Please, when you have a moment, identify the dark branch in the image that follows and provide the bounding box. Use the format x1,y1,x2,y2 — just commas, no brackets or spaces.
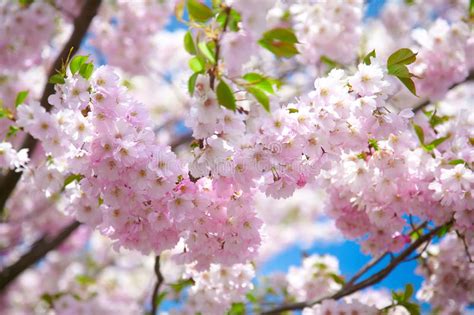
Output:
262,221,451,314
150,256,164,315
0,0,102,216
0,221,81,292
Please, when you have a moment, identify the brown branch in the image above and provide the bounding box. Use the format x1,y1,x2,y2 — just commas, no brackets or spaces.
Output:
0,220,81,292
0,0,102,216
150,256,164,315
209,5,231,89
261,221,451,314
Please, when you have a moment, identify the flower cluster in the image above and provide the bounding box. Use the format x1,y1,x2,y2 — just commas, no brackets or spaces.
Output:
416,233,474,314
18,65,262,270
302,299,379,315
91,0,173,74
0,142,28,171
0,0,57,70
172,263,255,315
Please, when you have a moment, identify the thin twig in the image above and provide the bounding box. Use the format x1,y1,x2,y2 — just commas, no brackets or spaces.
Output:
209,5,231,89
0,0,102,216
261,221,451,314
150,256,164,315
455,231,473,263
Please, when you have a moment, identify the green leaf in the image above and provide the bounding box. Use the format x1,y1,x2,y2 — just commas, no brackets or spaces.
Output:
404,284,414,300
170,278,195,294
198,41,216,64
258,27,299,58
448,159,465,165
188,73,199,96
436,222,452,237
227,302,245,315
79,63,94,80
399,301,421,315
288,108,298,113
189,56,205,73
242,72,274,94
368,138,379,151
363,49,376,65
6,125,20,138
184,31,196,55
187,0,213,23
69,55,89,75
413,124,425,145
19,0,34,6
75,274,95,286
49,74,65,85
246,292,258,303
470,0,474,18
320,55,341,71
64,174,84,187
154,291,168,310
15,90,29,107
424,135,450,151
216,80,236,111
388,64,411,78
398,77,417,96
387,48,417,67
247,87,270,112
328,273,345,285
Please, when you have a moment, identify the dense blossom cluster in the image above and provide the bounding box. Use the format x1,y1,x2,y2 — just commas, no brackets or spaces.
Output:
416,233,474,313
173,263,255,315
91,0,174,74
17,66,262,270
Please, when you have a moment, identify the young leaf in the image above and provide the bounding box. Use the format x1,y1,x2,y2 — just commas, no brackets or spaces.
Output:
170,278,195,294
228,302,245,315
154,291,168,309
363,49,376,65
184,31,196,55
258,27,299,58
448,159,465,165
387,48,417,66
6,126,20,138
79,62,94,80
187,0,213,23
242,73,274,94
413,124,425,145
69,55,89,75
49,74,65,84
247,87,270,112
426,135,450,150
404,284,414,301
188,72,199,96
189,56,205,73
216,80,236,111
64,174,84,187
15,90,29,107
198,41,216,64
387,64,411,78
398,77,417,96
320,55,340,71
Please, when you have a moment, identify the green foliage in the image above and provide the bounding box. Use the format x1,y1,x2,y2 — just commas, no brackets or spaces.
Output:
368,138,379,151
448,159,465,166
15,90,29,107
187,0,214,23
154,291,168,310
198,41,216,64
363,49,376,65
258,27,299,58
386,48,418,96
413,124,449,152
79,62,94,80
49,73,66,84
470,0,474,18
63,174,85,188
216,80,236,111
19,0,34,5
242,72,278,112
184,31,196,55
70,55,89,75
216,8,241,32
6,126,20,138
189,56,205,73
288,108,298,113
170,278,195,294
247,87,270,112
75,274,95,286
390,284,421,315
328,273,345,285
227,302,245,315
188,72,200,96
423,110,450,128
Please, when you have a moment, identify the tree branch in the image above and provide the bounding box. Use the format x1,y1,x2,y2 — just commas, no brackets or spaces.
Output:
262,221,451,314
150,256,164,315
0,0,102,216
0,220,81,292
